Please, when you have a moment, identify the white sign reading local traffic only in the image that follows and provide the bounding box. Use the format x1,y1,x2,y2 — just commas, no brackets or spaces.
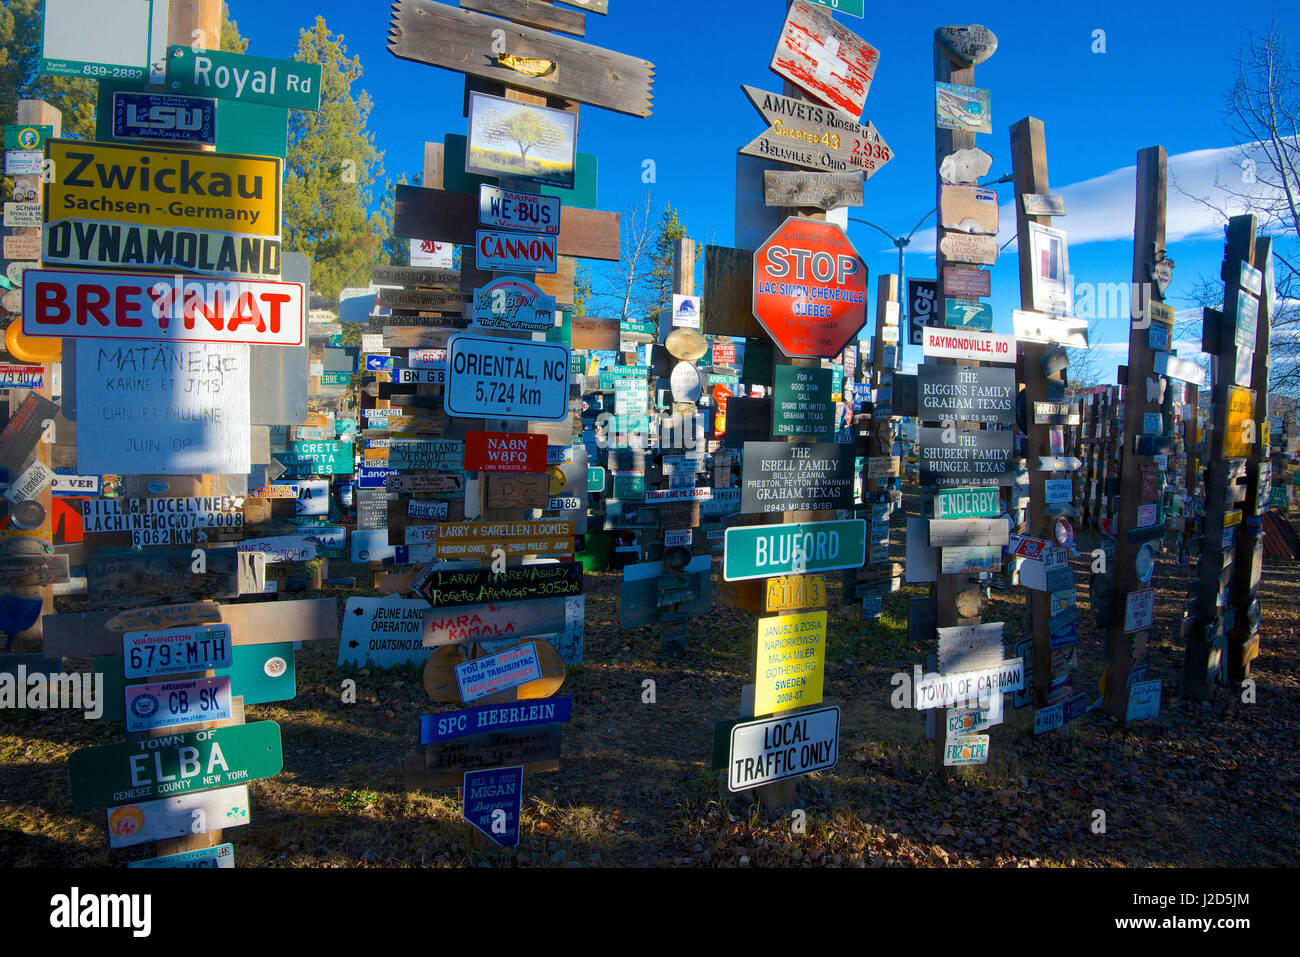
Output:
444,334,571,422
728,705,840,792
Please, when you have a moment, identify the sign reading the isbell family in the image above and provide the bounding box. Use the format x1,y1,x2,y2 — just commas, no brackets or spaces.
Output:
740,442,854,514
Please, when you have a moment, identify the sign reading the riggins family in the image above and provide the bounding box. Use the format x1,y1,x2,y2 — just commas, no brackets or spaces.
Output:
23,270,305,345
753,217,867,359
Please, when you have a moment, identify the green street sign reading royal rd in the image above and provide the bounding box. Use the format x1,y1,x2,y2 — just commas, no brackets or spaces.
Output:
723,520,866,582
165,47,322,112
67,721,283,810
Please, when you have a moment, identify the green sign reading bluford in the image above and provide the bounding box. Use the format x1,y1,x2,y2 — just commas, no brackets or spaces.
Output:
166,46,322,111
723,519,866,582
67,721,283,810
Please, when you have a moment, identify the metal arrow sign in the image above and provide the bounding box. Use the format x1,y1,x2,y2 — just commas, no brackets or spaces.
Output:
738,85,892,179
1037,456,1082,471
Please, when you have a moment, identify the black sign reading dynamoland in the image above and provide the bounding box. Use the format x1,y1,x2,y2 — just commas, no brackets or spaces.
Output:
413,561,583,608
918,365,1016,425
918,426,1017,487
741,442,855,514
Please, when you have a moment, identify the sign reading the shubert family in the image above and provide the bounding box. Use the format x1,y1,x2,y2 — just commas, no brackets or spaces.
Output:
43,140,282,276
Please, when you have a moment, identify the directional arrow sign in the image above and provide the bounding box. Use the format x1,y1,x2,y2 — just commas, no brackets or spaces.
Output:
1037,456,1082,471
738,85,892,179
1152,351,1207,386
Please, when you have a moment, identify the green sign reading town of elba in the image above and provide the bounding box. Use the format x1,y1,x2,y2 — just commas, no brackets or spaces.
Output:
723,520,866,582
67,721,283,810
934,487,1001,520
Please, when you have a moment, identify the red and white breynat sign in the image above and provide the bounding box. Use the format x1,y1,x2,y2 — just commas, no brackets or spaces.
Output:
23,269,305,346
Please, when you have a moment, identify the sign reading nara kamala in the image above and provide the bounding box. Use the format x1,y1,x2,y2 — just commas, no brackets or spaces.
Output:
23,270,305,346
43,140,282,277
445,334,571,422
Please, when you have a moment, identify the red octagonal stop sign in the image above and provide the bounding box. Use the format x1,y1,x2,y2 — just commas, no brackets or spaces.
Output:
753,217,869,359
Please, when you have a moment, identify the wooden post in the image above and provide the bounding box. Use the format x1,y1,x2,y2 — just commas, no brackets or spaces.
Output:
5,99,60,655
1009,117,1059,710
929,36,985,775
1183,215,1258,700
1228,234,1272,684
1100,148,1168,718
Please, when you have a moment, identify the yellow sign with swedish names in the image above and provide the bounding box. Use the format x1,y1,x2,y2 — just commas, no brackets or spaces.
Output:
1223,386,1256,459
754,610,826,716
43,140,282,276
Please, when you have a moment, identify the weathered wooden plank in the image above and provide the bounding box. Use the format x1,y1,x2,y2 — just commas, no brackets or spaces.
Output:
572,315,619,351
460,0,586,36
388,0,652,118
0,553,69,587
485,473,550,509
86,548,243,610
371,264,460,289
377,287,469,310
770,1,878,118
702,245,762,339
43,598,339,658
763,170,864,210
394,185,620,261
928,518,1010,548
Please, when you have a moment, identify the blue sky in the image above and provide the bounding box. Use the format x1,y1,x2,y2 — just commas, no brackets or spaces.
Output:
228,0,1300,380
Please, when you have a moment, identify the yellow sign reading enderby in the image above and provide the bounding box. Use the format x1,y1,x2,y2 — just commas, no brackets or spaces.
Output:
43,140,282,276
1223,386,1256,459
754,610,826,715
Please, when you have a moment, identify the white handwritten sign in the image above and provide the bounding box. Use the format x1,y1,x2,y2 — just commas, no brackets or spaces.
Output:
76,339,251,475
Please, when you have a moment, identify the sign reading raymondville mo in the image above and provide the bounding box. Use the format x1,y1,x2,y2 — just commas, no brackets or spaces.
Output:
67,721,283,810
43,140,282,276
723,520,866,581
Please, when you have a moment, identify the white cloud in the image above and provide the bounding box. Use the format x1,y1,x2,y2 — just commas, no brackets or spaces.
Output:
893,140,1295,257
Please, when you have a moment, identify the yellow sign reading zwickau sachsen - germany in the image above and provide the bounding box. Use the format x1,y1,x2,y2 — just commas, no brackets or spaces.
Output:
43,139,282,277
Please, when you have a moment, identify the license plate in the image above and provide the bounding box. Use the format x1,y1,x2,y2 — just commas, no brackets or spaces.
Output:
123,625,233,679
125,677,232,732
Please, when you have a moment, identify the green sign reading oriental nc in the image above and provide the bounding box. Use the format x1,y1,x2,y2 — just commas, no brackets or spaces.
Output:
67,721,283,810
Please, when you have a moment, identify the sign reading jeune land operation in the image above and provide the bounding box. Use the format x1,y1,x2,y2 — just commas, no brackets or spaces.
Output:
43,140,282,276
740,442,855,514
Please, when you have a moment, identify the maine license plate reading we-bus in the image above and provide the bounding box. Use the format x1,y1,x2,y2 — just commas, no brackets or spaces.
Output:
123,624,233,679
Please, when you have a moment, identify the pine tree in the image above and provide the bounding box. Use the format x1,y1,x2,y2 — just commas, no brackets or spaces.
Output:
219,2,248,54
283,17,385,300
642,206,688,326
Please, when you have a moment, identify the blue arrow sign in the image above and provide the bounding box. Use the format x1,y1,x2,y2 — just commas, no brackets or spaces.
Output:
462,766,523,849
